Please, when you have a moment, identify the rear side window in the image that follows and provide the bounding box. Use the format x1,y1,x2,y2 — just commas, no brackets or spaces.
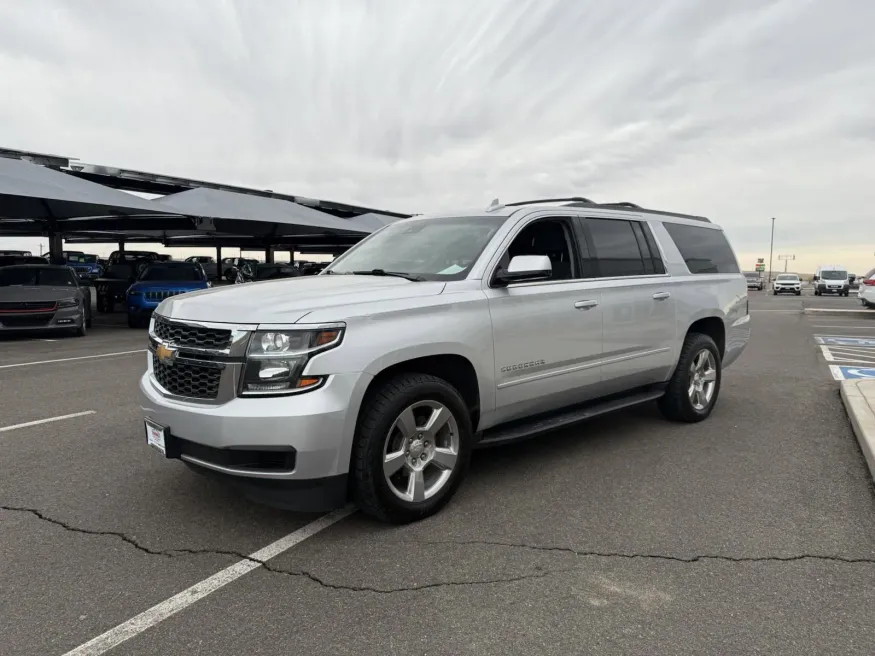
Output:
583,218,664,277
663,223,740,275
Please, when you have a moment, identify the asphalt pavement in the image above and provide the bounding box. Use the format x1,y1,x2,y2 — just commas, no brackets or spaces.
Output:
2,294,875,656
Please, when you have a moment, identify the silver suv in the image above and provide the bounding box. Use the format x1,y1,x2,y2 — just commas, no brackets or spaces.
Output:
140,197,750,523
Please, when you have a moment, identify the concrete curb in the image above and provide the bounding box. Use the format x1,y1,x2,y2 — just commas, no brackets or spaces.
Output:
840,379,875,481
803,307,875,318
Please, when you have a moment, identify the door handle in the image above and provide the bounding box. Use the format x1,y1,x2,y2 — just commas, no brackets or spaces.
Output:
574,300,599,310
652,292,671,300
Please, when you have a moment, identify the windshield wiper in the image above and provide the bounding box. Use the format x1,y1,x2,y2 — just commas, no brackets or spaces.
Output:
350,269,425,282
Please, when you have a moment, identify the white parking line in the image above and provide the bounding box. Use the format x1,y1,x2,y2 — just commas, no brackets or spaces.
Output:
0,349,146,370
0,410,96,433
63,506,355,656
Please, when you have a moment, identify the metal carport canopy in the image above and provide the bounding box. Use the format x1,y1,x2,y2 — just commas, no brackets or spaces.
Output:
0,156,184,222
151,187,373,237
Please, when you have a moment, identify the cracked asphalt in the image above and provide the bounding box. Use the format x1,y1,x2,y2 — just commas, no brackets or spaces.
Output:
2,294,875,656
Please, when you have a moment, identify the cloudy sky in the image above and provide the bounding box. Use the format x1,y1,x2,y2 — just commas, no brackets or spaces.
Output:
0,0,873,272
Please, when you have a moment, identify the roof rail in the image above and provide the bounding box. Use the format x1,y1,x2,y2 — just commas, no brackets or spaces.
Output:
504,196,593,207
600,201,641,209
505,196,711,223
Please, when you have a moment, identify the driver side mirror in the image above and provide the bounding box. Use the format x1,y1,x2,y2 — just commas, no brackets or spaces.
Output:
494,255,552,286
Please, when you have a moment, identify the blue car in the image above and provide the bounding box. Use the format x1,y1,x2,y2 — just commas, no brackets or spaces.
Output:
126,261,210,328
66,254,104,281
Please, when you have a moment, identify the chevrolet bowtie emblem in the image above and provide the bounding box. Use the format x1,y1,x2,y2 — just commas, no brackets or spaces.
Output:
156,343,178,365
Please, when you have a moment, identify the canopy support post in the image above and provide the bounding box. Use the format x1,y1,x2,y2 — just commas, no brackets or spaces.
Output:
265,245,274,264
48,228,64,264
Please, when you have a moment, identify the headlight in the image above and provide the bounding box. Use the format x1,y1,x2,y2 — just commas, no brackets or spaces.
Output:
240,326,344,396
57,298,79,308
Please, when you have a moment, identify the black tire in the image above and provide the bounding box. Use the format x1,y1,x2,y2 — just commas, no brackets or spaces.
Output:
74,319,87,337
773,290,778,295
795,291,801,296
127,313,141,329
658,332,722,423
85,309,93,328
351,373,473,524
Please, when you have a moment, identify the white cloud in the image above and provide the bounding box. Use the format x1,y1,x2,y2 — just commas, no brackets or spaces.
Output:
0,0,873,271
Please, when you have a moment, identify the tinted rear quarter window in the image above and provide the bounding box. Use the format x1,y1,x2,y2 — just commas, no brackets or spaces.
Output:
584,218,646,277
582,218,666,277
663,222,740,274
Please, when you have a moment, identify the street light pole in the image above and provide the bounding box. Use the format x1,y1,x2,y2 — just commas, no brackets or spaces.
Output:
768,217,775,284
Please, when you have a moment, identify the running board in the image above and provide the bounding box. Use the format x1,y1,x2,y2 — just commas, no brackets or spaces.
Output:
475,386,665,448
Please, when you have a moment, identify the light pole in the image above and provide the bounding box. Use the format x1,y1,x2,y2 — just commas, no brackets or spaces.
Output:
768,217,775,284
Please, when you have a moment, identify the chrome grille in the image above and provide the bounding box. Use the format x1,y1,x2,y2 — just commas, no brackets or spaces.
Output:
146,290,186,301
152,355,222,399
153,316,232,349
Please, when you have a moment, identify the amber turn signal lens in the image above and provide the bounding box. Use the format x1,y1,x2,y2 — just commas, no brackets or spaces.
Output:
314,330,340,346
295,377,321,389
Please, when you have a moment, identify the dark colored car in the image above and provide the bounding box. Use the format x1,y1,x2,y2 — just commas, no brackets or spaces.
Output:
126,262,211,328
221,257,259,281
95,254,160,313
0,265,92,336
234,262,301,283
0,255,51,267
184,256,218,279
299,261,330,276
0,250,33,257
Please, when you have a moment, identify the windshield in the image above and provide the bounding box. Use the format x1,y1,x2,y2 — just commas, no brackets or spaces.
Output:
138,265,204,282
776,274,798,281
327,216,507,281
821,270,847,280
67,254,98,263
0,267,76,287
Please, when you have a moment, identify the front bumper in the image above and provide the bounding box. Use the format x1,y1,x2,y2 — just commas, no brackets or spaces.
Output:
139,368,372,508
0,306,84,331
773,286,801,293
128,298,160,315
817,284,848,294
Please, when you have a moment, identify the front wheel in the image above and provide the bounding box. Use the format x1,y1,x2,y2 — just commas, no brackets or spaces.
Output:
658,333,721,423
351,373,473,524
795,291,801,296
773,290,778,295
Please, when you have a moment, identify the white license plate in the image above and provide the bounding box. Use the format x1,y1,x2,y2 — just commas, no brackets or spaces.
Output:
145,419,166,454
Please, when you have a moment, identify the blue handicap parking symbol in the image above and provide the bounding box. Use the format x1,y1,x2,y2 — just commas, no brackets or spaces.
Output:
816,336,875,347
837,366,875,379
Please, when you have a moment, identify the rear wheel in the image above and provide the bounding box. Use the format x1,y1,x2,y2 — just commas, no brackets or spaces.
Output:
352,373,473,523
658,332,721,423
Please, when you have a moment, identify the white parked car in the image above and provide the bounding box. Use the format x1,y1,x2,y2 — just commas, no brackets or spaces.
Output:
858,267,875,309
772,273,802,295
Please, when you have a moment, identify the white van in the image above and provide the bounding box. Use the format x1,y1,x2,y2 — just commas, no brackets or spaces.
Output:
813,265,850,296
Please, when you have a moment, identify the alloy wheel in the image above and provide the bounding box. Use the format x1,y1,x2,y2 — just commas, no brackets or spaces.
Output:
382,400,460,503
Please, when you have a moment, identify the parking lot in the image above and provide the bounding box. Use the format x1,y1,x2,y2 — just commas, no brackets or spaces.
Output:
2,291,875,656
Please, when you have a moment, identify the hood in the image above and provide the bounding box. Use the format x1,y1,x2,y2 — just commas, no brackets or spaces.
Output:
130,280,209,292
158,274,446,324
0,286,82,302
